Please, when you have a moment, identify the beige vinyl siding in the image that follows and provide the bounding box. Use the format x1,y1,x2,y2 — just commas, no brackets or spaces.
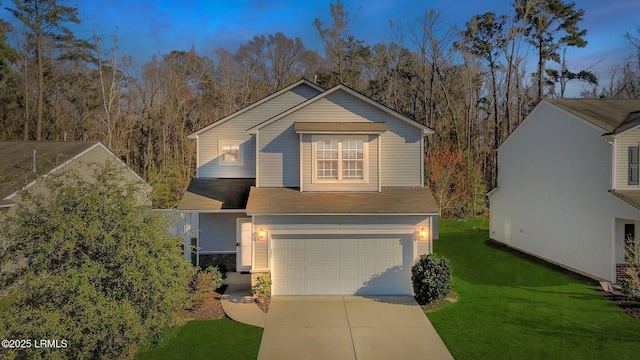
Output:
490,102,640,282
380,119,422,187
197,84,319,178
257,90,422,188
614,127,640,190
416,216,433,256
199,213,250,253
253,230,269,269
301,134,379,191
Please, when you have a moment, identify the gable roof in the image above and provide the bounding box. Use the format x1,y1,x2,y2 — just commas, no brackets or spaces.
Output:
546,99,640,134
187,78,325,138
246,84,434,136
0,141,145,207
178,178,255,211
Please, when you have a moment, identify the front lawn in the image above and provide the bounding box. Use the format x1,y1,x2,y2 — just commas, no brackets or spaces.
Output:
429,219,640,360
135,319,262,360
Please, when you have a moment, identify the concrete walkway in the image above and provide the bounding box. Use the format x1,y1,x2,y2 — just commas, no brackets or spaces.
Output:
257,296,453,360
220,272,266,328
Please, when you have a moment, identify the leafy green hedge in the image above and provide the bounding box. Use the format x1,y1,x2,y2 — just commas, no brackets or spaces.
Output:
411,253,452,304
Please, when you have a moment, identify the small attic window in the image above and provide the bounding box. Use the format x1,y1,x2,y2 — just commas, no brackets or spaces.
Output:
220,141,243,165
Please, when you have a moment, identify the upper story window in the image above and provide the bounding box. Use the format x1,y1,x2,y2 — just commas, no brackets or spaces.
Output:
220,141,243,165
314,137,367,182
630,146,639,185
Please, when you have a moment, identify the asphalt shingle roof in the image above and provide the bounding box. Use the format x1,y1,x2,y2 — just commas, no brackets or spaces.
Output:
547,99,640,133
178,178,256,210
245,187,439,214
0,141,98,202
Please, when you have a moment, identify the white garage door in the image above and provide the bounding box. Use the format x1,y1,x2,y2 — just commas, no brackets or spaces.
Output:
271,234,414,295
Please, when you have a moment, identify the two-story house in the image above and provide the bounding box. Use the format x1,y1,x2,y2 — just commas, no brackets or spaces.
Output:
489,99,640,284
178,79,439,295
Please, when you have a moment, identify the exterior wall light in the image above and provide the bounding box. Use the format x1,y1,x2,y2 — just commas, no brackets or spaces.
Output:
419,227,428,240
258,228,267,241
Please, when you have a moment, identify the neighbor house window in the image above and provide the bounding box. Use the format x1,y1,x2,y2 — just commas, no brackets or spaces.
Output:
629,146,639,185
220,141,243,164
314,137,367,182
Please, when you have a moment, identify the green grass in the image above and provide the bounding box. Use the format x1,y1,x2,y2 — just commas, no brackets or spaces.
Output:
135,319,262,360
428,219,640,360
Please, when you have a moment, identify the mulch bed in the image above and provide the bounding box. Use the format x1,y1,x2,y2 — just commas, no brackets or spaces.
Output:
600,289,640,320
187,284,228,320
256,297,270,313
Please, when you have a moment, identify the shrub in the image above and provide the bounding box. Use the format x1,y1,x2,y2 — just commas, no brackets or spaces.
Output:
193,266,224,293
0,162,194,360
411,253,452,305
190,266,224,310
620,267,640,300
252,275,272,305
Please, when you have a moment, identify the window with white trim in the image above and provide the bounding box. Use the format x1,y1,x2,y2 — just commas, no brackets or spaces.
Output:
219,141,243,165
313,137,367,182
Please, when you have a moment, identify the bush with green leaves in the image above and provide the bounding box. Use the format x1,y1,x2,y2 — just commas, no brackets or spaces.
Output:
193,266,224,293
411,253,452,304
252,275,272,305
0,162,194,360
191,266,224,308
620,265,640,300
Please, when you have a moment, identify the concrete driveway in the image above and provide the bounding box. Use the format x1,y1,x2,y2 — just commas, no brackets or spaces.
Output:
257,296,453,360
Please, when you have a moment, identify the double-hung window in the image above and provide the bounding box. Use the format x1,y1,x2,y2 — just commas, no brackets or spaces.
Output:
315,137,366,182
629,146,639,185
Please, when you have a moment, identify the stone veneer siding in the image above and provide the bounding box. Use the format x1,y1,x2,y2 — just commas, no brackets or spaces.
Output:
199,254,237,273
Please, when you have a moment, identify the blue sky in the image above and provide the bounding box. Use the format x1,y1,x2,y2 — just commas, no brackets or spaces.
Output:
2,0,640,93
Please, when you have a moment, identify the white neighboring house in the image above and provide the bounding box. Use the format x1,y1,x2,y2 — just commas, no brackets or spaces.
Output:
177,79,440,295
490,99,640,283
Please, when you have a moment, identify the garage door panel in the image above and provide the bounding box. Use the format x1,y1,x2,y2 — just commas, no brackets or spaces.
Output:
359,250,375,262
290,250,305,263
272,234,413,295
291,265,305,278
377,250,396,262
342,250,358,262
325,266,340,278
326,250,340,262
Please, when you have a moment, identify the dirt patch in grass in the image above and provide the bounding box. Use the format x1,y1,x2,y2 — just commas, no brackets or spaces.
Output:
423,292,458,313
187,284,228,320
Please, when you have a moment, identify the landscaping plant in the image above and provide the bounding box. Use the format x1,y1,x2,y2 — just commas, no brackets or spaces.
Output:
0,162,194,360
191,266,224,307
621,235,640,300
411,253,452,304
252,275,272,309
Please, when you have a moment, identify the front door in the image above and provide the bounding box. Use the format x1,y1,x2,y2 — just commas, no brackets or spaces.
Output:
236,219,252,272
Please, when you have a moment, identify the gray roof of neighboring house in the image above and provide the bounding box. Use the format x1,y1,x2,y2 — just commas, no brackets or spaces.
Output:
178,178,256,211
245,187,439,215
0,141,99,203
547,99,640,134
